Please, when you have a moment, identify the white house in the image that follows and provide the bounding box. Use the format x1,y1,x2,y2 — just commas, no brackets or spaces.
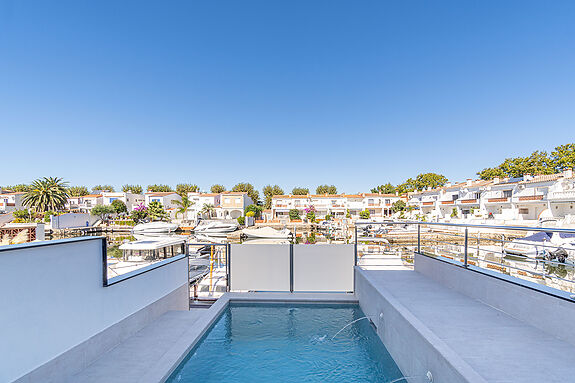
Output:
145,192,182,210
187,192,221,220
66,194,103,213
0,192,25,213
102,192,145,212
217,192,253,219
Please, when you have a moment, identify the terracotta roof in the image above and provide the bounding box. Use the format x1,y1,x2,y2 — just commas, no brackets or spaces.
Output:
221,192,248,195
83,194,102,198
146,192,179,197
520,173,563,184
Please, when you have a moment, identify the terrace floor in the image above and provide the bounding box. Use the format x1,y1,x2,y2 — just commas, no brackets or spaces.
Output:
66,309,207,383
362,269,575,382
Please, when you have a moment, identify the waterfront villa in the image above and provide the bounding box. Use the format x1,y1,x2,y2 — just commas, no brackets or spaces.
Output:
271,193,403,220
216,191,253,219
407,169,575,225
145,192,182,210
66,194,103,213
102,191,145,212
186,192,221,220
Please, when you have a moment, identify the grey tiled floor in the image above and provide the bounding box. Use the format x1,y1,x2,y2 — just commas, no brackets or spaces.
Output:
363,270,575,383
67,310,206,383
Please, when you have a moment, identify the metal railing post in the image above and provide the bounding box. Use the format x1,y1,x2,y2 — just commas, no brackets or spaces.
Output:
101,237,108,287
354,225,358,266
417,223,421,254
289,244,294,293
464,227,469,268
226,244,231,292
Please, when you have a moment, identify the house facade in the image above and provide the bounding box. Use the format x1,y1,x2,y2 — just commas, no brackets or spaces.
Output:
66,194,103,213
0,192,25,213
217,192,253,219
103,192,145,212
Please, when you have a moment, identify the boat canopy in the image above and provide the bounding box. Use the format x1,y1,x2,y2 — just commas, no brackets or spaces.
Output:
119,237,186,250
520,232,552,243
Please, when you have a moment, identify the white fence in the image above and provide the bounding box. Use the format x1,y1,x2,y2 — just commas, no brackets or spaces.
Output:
229,244,355,293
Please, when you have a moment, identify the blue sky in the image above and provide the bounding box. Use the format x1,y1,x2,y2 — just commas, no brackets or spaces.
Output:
1,0,574,194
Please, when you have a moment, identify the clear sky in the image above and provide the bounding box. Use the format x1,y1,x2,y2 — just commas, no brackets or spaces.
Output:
1,0,574,193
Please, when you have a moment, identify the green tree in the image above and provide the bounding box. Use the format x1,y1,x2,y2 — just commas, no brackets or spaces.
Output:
130,204,148,223
176,183,199,196
232,182,260,205
359,210,370,219
391,200,406,213
5,184,32,192
306,210,316,223
13,209,30,220
262,185,284,209
292,187,309,195
451,208,458,218
371,183,396,194
92,185,115,192
111,199,127,214
201,203,216,218
91,205,116,223
173,196,194,220
289,209,301,220
23,177,69,212
68,186,89,197
316,185,337,195
210,184,226,193
237,216,245,225
147,184,173,193
551,143,575,171
148,201,168,221
122,184,143,194
396,173,448,193
476,145,575,179
245,204,263,218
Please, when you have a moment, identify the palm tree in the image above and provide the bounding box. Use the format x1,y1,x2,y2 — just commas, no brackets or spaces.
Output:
23,177,69,212
201,203,216,218
173,196,194,221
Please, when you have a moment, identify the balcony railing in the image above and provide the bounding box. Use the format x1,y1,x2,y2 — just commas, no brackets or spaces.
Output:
486,197,510,203
458,199,478,204
515,195,545,202
548,190,575,201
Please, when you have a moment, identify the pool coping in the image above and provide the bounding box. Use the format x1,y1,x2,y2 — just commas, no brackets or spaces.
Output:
141,292,358,383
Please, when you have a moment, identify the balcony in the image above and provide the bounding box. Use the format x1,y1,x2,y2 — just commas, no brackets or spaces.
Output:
458,199,478,204
515,194,545,202
441,200,455,205
486,197,510,204
422,201,434,206
548,190,575,201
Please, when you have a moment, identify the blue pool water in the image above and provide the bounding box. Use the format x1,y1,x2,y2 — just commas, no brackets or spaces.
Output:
167,303,404,382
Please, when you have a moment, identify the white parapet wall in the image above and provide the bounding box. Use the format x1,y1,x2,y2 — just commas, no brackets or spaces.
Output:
0,237,189,383
229,244,355,293
230,244,291,291
293,244,354,292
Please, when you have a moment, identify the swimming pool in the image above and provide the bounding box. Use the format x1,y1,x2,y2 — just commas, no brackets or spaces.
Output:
167,303,404,382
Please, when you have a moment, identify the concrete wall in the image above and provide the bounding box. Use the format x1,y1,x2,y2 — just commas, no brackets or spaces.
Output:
0,237,189,383
355,268,486,383
414,253,575,346
50,212,99,229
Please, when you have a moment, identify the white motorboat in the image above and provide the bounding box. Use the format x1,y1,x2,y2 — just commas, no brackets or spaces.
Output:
503,232,552,258
242,226,292,239
133,221,178,234
194,220,238,234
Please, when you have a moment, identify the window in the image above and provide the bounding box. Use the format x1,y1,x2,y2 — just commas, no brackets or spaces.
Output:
385,199,390,204
474,193,481,200
503,190,512,198
368,199,374,205
519,208,529,214
224,198,230,203
109,197,117,202
152,198,160,203
452,194,458,201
